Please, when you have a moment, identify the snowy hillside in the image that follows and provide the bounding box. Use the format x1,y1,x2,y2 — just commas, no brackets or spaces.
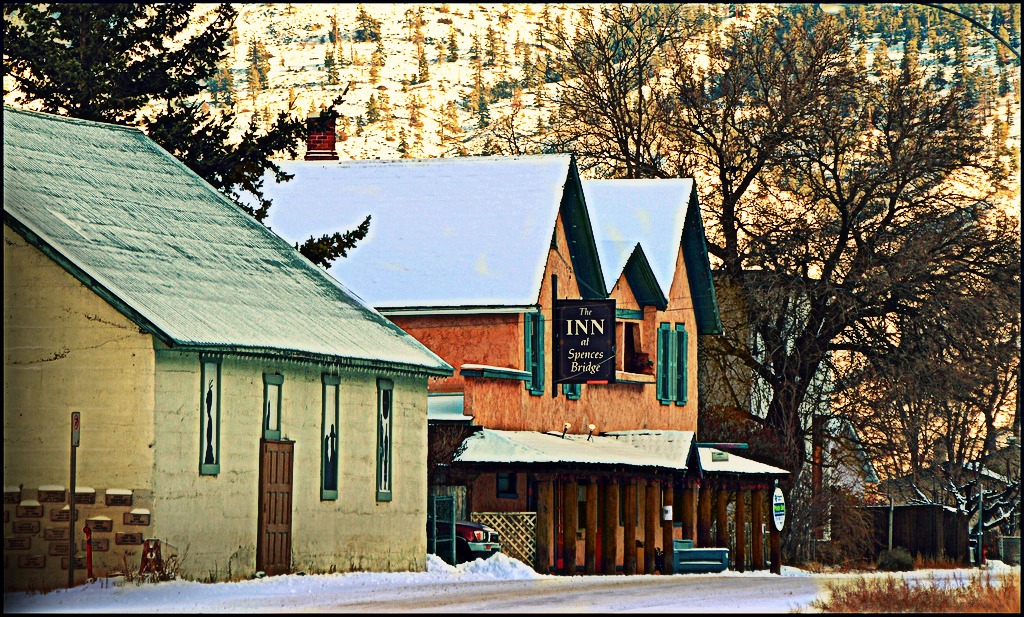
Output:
200,2,587,160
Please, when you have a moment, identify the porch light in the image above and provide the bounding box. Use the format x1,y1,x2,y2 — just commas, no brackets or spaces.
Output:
562,422,571,439
588,423,596,441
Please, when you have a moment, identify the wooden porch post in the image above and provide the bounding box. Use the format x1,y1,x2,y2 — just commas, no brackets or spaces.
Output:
770,513,781,575
735,488,747,573
682,482,697,543
697,484,712,548
601,479,619,574
716,487,729,548
661,481,675,574
585,477,598,574
535,474,554,574
644,480,658,574
751,488,765,570
562,478,578,575
623,479,637,574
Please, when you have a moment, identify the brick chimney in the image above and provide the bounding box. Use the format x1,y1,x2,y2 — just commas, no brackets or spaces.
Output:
304,111,338,161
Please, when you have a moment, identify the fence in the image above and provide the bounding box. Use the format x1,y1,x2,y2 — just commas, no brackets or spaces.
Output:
427,495,456,565
471,511,537,568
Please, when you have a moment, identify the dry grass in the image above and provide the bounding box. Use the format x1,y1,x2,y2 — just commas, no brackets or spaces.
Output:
913,554,968,570
812,571,1020,613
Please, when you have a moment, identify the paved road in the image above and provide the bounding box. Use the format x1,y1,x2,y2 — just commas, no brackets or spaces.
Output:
257,574,835,613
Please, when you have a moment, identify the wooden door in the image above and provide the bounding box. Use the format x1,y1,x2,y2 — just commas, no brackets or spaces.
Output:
257,439,294,576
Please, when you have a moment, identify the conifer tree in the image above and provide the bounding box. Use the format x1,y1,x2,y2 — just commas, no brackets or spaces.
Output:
447,26,460,62
354,4,381,43
325,44,340,85
417,42,430,83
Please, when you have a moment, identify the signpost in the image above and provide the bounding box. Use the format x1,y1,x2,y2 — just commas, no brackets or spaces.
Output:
68,412,80,588
553,298,616,385
770,484,785,575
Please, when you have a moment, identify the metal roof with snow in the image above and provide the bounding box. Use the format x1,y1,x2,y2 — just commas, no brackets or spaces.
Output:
454,428,689,471
584,178,723,334
260,155,608,308
3,106,451,375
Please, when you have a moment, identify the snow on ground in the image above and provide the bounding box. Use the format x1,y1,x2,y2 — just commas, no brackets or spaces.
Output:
5,553,1018,614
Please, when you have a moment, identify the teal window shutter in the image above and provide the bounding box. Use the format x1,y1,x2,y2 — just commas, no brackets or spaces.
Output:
526,311,544,396
657,323,673,404
675,324,688,405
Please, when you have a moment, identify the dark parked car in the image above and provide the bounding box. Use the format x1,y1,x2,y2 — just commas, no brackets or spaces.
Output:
432,519,502,564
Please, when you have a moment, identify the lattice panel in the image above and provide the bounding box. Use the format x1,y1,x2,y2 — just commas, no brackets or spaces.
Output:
472,512,537,568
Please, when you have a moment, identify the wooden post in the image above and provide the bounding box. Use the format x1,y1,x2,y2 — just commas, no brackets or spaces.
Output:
623,479,637,574
697,484,712,548
535,475,554,574
716,488,729,548
585,478,598,574
644,480,658,574
735,489,747,573
661,481,675,574
602,479,619,574
770,515,781,575
682,483,697,543
562,478,578,575
751,488,765,570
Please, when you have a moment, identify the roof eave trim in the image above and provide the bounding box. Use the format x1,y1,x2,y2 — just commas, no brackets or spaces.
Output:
622,244,669,311
378,304,538,316
172,344,454,377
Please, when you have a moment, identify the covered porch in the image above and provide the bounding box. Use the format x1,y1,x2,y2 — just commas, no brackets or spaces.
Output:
443,428,788,574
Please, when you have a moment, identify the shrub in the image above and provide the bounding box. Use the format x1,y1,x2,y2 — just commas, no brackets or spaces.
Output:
813,571,1020,613
877,547,915,572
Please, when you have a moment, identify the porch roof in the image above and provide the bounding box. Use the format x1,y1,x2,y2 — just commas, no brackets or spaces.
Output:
454,428,691,471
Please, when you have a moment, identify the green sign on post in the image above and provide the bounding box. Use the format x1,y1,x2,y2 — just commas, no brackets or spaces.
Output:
772,486,786,531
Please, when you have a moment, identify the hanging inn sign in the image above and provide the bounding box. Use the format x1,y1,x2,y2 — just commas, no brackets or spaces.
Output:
554,299,616,384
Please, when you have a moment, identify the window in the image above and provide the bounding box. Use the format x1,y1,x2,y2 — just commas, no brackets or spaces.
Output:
561,383,581,400
524,310,544,396
675,324,688,405
376,378,394,502
496,473,518,499
321,374,340,500
199,358,222,475
263,373,283,440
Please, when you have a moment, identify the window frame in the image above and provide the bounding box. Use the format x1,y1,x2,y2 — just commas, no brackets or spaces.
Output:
321,374,341,500
199,358,222,476
262,372,283,440
376,377,394,502
496,472,518,499
561,382,582,400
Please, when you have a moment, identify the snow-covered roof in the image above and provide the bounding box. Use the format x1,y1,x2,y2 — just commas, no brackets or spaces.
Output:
603,430,695,463
584,179,693,294
583,178,722,334
427,393,471,423
261,155,584,308
455,428,689,470
3,107,450,375
696,447,789,476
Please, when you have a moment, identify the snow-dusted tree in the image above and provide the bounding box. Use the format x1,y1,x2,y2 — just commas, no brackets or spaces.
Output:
353,4,381,43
